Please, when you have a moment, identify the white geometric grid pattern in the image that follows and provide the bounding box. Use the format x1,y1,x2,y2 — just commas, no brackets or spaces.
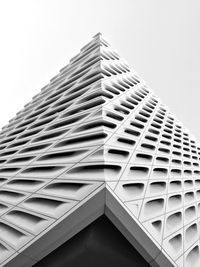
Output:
0,33,199,267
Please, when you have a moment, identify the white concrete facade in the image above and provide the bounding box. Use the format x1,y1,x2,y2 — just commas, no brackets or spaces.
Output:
0,33,199,266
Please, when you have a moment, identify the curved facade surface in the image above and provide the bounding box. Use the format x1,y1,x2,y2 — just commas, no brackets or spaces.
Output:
0,33,199,266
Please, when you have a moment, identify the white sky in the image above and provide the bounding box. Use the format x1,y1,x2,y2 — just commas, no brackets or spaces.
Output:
0,0,200,139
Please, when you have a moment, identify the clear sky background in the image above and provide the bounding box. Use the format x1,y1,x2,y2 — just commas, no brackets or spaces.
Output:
0,0,200,139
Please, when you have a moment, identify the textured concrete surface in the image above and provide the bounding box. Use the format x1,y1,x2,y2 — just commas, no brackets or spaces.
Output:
0,33,199,266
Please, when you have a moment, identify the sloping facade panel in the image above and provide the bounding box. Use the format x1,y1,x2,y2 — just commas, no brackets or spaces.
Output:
0,33,199,267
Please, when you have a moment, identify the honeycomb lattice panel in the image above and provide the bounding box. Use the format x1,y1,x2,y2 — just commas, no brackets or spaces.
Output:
0,33,200,266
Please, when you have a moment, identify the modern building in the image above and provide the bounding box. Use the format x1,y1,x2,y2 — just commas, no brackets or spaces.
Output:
0,33,199,267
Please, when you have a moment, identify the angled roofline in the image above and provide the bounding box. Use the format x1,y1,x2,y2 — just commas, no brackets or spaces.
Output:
4,185,174,267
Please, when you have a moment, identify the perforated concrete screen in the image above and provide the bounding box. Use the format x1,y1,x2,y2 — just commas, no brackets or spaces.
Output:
0,33,199,267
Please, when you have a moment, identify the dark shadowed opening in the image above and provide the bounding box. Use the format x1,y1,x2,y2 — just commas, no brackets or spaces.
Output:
34,215,150,267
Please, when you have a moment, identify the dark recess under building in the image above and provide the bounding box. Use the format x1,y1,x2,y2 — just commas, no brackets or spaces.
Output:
34,215,150,267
